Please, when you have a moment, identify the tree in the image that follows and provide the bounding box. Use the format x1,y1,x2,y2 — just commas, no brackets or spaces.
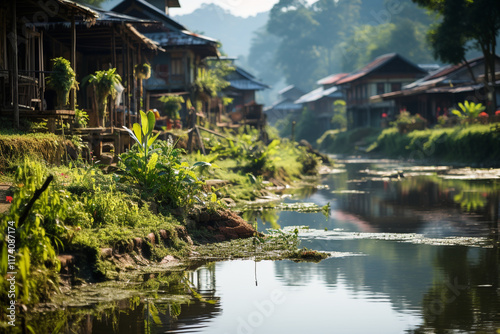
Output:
412,0,500,112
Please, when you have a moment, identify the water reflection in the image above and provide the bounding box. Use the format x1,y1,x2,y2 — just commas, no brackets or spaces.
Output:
249,161,500,239
27,160,500,333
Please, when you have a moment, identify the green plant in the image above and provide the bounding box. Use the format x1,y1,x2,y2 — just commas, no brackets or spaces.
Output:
0,158,72,308
75,108,89,128
121,111,213,209
451,100,486,124
135,63,151,80
83,68,122,127
159,95,184,119
46,57,78,109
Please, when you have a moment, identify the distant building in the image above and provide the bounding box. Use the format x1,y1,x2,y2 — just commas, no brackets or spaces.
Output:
222,66,269,129
373,55,500,124
336,53,427,129
265,85,304,124
112,0,220,109
294,73,348,132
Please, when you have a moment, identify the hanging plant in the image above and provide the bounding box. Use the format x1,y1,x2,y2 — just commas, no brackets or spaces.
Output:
135,63,151,80
82,68,122,127
46,57,78,109
159,95,184,120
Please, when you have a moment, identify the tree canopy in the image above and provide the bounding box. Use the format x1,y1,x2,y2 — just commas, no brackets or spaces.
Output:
411,0,500,111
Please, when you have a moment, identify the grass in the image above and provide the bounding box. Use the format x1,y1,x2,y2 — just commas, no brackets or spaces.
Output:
367,124,500,164
317,127,382,154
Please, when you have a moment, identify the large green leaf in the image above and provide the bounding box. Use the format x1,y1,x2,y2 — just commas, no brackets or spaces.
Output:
147,110,156,134
140,110,148,138
133,123,143,146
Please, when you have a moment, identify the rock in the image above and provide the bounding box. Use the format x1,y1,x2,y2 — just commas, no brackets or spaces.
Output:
100,248,113,259
147,233,156,245
175,225,193,245
160,255,178,264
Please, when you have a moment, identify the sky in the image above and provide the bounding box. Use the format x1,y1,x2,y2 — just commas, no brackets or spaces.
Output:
168,0,317,17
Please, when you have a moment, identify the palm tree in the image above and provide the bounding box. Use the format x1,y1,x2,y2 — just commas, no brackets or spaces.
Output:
83,68,122,127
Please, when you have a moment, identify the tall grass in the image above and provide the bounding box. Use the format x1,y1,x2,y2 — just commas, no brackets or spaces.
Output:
367,124,500,164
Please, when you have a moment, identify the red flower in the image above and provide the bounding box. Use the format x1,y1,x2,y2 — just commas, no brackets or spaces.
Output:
479,112,489,117
495,110,500,116
6,196,13,203
381,113,387,118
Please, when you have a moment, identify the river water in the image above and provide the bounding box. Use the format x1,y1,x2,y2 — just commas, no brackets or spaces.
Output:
31,159,500,333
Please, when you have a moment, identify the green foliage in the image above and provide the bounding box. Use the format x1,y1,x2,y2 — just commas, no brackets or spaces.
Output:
46,57,78,108
368,124,500,163
331,100,347,129
317,127,382,154
121,111,211,209
0,132,76,170
82,68,122,125
391,110,427,132
75,108,89,128
159,95,184,119
135,63,151,80
451,100,486,124
192,60,234,101
0,158,71,306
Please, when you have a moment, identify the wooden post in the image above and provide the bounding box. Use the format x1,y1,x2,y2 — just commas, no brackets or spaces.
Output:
187,108,196,153
70,14,76,111
111,26,116,129
11,1,19,128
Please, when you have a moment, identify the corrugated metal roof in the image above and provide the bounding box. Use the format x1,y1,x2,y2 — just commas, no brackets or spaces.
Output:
144,31,218,47
295,86,342,104
270,99,303,110
317,73,349,85
337,53,426,85
226,67,269,91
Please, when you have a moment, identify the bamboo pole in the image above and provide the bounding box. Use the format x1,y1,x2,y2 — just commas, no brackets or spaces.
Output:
11,1,19,128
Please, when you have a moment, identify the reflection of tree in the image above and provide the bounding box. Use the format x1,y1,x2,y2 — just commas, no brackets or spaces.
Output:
410,247,500,333
242,208,281,230
26,267,221,334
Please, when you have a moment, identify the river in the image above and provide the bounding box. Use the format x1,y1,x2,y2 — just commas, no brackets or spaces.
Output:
29,159,500,333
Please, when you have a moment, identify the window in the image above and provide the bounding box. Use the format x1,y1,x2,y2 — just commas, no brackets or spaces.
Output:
171,58,183,75
377,83,385,95
391,83,401,92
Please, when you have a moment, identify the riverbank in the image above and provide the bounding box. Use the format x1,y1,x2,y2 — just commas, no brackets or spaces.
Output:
0,124,331,325
317,124,500,166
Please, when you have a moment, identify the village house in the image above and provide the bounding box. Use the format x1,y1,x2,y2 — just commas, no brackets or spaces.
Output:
38,5,163,128
0,0,97,127
336,53,427,129
372,55,500,124
222,65,269,129
265,85,304,124
111,0,220,113
294,73,348,132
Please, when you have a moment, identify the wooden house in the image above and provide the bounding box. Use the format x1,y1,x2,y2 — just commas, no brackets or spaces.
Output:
372,55,500,124
294,73,348,132
0,0,97,127
265,85,304,124
222,66,269,129
39,6,163,128
111,0,220,111
336,53,427,129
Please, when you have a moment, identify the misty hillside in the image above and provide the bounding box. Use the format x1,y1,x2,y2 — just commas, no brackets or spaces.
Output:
172,4,268,58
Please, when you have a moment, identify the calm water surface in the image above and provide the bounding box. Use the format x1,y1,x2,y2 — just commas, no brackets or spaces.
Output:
34,159,500,333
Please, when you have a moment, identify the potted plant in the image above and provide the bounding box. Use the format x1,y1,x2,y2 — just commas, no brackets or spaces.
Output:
135,63,151,80
46,57,78,109
82,68,122,127
159,95,184,129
